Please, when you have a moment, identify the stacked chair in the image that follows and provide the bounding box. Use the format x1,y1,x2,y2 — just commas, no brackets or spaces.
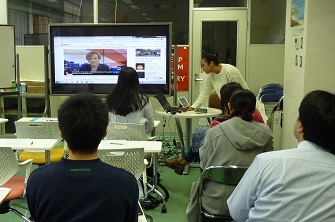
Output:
258,83,284,150
258,83,283,117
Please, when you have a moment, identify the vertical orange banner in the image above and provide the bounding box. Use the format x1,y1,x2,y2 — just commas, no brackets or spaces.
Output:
171,45,189,91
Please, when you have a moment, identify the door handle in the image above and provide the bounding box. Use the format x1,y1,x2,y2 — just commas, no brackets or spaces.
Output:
194,73,204,81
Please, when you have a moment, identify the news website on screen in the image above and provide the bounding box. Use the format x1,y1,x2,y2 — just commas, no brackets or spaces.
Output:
54,36,167,85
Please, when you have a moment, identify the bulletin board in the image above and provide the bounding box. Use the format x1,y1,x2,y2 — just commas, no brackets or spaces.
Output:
0,25,16,88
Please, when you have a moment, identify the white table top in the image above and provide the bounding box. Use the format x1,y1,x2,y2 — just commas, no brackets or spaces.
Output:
99,140,162,153
17,117,161,125
0,139,58,150
0,118,8,123
0,187,11,204
16,117,58,122
155,107,222,119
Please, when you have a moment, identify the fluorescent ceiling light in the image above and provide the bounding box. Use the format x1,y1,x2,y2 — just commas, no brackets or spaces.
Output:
142,13,147,16
130,5,140,9
146,18,152,21
123,0,134,5
48,0,59,2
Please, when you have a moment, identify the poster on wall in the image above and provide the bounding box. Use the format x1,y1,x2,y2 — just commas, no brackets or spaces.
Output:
291,0,305,35
171,45,189,92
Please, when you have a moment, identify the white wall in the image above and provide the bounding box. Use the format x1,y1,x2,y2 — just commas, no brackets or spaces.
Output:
281,0,335,149
304,0,335,92
0,0,7,24
248,45,285,94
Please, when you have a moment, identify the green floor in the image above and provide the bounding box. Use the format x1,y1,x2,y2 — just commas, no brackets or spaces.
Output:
1,164,201,222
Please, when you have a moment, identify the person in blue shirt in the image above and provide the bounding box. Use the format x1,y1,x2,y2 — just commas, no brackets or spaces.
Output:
228,90,335,222
26,93,138,222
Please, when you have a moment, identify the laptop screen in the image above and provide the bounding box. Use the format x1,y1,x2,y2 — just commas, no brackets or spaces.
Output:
155,94,172,111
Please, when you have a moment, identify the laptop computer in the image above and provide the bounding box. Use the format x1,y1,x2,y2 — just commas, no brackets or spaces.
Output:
155,94,187,113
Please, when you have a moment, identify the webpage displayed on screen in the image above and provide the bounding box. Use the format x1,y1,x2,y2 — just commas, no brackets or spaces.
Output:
54,36,167,85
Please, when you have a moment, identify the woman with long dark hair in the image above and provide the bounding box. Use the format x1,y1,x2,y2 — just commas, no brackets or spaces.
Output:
106,67,154,134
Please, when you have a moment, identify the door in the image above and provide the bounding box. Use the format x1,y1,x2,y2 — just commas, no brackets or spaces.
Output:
191,9,247,109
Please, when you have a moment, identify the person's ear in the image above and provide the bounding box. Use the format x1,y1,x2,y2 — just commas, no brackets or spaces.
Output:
228,102,233,112
296,122,304,133
60,132,64,140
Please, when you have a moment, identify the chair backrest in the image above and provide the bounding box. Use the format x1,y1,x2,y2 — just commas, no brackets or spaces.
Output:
260,83,283,91
15,121,61,140
260,92,283,103
258,89,283,98
197,165,248,222
0,147,32,186
98,147,144,180
105,122,148,141
208,93,221,110
200,165,248,187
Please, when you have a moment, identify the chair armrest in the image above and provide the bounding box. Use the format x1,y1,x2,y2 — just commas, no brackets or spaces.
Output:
147,136,156,141
19,159,33,167
19,159,33,180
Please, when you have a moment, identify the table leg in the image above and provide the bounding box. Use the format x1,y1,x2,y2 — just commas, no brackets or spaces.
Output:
147,151,166,212
152,152,158,187
183,118,192,175
175,118,185,155
45,150,50,164
174,118,192,175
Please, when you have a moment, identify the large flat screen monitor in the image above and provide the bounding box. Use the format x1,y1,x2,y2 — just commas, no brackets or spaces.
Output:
49,23,172,95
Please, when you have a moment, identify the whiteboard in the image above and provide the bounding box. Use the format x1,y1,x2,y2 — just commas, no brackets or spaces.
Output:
0,25,16,88
16,46,46,81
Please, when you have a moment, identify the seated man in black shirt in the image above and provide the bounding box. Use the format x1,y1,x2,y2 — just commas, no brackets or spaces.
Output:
26,93,138,222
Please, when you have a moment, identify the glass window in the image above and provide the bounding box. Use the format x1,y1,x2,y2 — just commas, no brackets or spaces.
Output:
250,0,286,44
8,0,189,45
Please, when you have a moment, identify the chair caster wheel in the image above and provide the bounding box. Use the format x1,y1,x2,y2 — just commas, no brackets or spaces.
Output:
161,206,167,213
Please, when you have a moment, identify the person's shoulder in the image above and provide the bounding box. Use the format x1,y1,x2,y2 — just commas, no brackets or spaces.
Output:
252,120,272,133
81,63,90,68
221,63,236,69
256,148,296,161
99,64,110,71
79,64,90,70
28,163,55,181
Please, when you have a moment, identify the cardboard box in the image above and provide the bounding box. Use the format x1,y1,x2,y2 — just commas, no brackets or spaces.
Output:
27,86,45,94
21,81,45,94
22,81,45,87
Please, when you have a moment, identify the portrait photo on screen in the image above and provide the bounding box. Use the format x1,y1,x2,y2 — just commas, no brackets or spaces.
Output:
63,49,127,75
136,63,145,70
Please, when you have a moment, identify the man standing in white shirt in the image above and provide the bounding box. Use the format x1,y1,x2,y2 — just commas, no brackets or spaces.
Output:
227,90,335,222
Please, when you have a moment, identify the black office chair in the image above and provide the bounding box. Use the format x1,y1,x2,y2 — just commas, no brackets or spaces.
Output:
198,165,248,222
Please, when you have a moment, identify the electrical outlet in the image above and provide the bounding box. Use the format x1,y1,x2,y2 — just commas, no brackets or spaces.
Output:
295,55,298,66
